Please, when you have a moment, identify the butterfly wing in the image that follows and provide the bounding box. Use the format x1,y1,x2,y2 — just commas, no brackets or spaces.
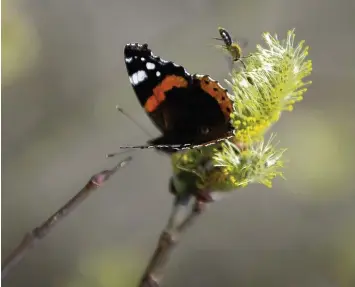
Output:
124,43,192,133
145,74,235,146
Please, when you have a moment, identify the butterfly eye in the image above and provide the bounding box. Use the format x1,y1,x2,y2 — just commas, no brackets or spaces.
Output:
200,127,210,135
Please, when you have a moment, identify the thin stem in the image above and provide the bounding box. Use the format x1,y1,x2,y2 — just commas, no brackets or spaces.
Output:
1,156,132,280
138,198,206,287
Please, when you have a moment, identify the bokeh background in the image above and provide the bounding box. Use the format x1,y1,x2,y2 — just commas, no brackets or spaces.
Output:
2,0,355,286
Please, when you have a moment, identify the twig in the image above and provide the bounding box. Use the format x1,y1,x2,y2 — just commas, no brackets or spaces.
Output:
1,156,132,280
138,195,207,287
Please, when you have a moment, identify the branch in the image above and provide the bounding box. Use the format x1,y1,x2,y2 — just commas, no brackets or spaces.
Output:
138,184,207,287
1,156,132,280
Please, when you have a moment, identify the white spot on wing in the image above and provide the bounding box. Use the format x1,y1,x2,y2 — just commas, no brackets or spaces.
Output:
129,70,147,86
156,71,161,77
146,62,155,70
125,57,133,63
141,57,146,61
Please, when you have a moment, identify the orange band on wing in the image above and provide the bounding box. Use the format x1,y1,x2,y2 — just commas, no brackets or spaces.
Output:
197,75,233,121
144,75,188,112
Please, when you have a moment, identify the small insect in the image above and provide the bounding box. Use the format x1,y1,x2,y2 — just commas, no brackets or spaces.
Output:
214,27,249,69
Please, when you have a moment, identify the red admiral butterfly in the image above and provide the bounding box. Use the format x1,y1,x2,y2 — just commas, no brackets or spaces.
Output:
120,43,235,154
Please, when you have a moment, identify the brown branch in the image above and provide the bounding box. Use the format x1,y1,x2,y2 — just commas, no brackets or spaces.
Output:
1,156,132,280
138,198,207,287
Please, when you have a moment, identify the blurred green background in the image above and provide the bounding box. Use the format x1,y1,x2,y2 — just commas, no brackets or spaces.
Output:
2,0,355,286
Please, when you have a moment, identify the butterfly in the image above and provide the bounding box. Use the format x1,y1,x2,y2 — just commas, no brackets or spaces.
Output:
120,43,235,154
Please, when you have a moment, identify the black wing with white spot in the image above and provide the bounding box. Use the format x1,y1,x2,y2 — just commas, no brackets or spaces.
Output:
124,43,192,108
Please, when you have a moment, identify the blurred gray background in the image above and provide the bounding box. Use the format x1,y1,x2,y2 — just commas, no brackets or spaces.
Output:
2,0,355,286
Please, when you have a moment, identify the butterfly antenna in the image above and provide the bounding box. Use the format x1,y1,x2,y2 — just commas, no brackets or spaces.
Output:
116,104,153,138
118,144,190,151
118,134,234,152
107,105,154,158
106,149,134,158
